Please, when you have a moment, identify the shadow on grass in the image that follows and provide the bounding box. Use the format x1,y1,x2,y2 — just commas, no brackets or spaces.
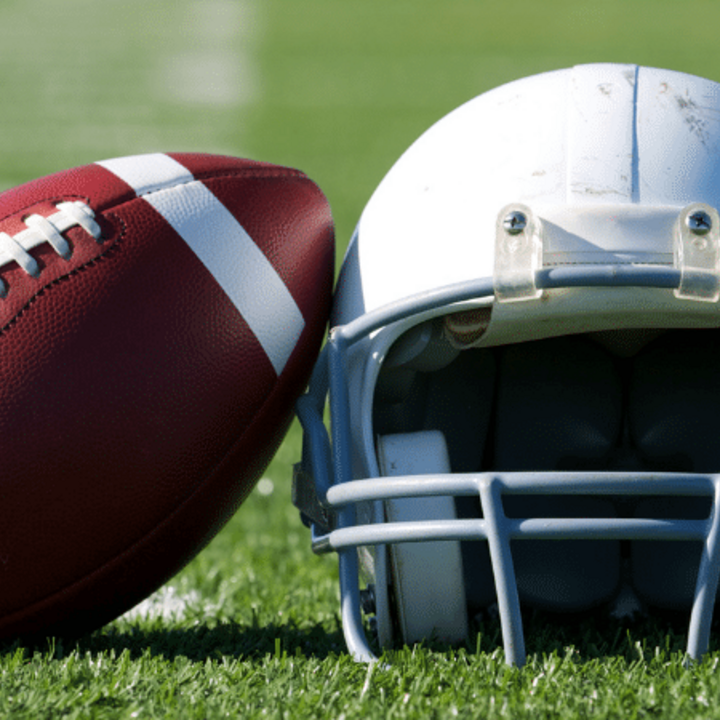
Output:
3,606,717,665
507,606,714,662
0,619,348,663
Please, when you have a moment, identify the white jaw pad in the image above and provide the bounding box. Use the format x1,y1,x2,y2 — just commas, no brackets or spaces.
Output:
377,430,468,645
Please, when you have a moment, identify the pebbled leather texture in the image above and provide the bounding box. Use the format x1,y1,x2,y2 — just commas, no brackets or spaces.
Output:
0,153,334,640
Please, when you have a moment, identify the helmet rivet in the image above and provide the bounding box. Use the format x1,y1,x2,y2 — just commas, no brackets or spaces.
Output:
503,210,527,235
687,210,713,236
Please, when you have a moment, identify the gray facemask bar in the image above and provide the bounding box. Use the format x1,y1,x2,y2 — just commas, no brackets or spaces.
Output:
294,265,720,667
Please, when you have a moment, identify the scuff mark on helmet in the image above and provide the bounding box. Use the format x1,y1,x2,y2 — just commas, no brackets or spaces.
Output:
676,94,710,146
570,182,628,197
623,68,636,86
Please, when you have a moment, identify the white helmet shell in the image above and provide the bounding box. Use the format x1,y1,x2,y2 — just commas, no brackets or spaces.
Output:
296,64,720,668
334,63,720,344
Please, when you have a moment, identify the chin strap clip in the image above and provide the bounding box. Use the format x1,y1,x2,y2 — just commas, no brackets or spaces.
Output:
674,203,720,302
493,203,543,302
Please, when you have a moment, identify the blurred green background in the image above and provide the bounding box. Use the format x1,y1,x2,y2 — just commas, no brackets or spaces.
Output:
1,0,720,645
1,0,714,263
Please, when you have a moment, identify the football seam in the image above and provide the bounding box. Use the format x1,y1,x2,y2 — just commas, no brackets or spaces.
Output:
0,211,127,337
132,166,313,201
177,166,310,184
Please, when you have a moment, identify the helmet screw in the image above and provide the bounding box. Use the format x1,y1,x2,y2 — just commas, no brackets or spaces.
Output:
687,209,712,236
503,210,527,235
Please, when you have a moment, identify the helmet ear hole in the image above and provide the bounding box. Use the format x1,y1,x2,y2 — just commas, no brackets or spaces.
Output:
377,431,469,646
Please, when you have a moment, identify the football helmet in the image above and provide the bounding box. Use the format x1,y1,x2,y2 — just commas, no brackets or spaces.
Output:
293,64,720,666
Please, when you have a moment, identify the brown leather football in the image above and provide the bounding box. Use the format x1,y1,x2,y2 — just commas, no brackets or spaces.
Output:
0,152,334,639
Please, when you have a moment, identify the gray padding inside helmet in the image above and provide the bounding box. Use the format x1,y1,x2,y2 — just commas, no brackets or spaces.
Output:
374,327,720,616
374,347,494,465
423,349,495,473
632,498,707,610
493,338,623,610
423,351,499,610
493,338,624,471
630,330,720,472
628,331,717,609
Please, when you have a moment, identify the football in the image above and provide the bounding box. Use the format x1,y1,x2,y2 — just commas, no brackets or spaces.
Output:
0,152,334,640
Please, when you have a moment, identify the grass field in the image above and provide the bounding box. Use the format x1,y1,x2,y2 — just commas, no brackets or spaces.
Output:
4,0,720,717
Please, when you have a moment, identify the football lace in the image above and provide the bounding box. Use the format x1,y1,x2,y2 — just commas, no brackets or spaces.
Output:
0,201,102,298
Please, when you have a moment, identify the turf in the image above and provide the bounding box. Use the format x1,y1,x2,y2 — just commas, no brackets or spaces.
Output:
4,0,720,717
